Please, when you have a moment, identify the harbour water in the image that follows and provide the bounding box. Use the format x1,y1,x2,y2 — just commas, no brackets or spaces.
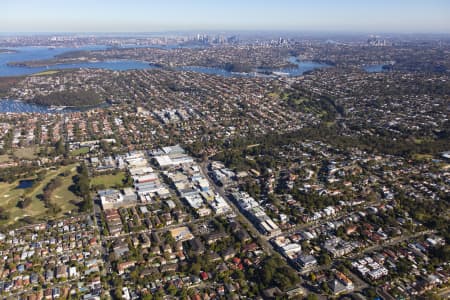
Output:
179,57,329,78
1,46,330,77
0,99,110,114
364,64,387,73
0,46,331,113
0,45,109,76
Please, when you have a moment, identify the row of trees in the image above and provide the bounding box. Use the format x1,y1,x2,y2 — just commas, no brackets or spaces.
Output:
42,177,62,205
71,163,92,212
17,197,32,209
0,165,40,183
40,177,63,215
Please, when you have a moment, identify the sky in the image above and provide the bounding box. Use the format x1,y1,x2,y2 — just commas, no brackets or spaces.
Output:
2,0,450,33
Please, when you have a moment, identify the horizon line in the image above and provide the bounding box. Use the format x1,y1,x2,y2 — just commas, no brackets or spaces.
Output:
1,30,450,36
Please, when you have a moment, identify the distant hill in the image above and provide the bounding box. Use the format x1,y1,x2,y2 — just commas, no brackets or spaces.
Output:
31,90,104,107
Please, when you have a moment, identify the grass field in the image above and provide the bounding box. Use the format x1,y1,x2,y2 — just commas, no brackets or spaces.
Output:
69,147,90,156
91,172,126,189
12,146,38,160
0,155,12,163
33,70,60,76
289,97,308,105
412,154,433,161
0,164,82,226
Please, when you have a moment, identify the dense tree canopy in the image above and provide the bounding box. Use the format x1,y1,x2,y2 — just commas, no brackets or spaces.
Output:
32,90,104,107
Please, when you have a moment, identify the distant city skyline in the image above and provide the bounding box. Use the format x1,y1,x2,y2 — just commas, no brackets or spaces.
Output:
3,0,450,34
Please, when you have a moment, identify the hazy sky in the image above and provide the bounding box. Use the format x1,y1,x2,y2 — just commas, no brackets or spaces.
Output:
2,0,450,33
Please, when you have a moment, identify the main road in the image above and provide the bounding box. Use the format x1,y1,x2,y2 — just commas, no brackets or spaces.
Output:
199,159,276,256
199,158,437,300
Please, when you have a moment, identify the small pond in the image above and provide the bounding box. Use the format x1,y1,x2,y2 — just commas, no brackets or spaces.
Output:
17,179,34,189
